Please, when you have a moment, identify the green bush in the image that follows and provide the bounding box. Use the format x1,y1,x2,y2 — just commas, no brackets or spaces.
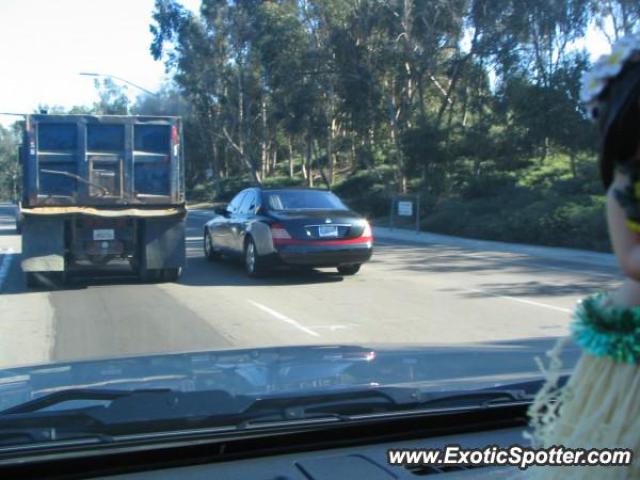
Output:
422,187,610,252
333,166,396,217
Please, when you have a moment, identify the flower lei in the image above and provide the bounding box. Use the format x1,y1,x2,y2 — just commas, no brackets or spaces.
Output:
580,33,640,120
572,293,640,364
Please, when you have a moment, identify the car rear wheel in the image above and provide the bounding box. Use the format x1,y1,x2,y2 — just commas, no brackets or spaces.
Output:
244,238,267,277
337,264,361,275
204,229,220,262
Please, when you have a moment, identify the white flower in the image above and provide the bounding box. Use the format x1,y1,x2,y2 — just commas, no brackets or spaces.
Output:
580,70,606,103
580,32,640,117
598,48,627,77
588,37,639,81
612,33,640,53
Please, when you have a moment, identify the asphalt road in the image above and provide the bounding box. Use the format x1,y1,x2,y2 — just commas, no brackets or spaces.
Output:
0,202,622,369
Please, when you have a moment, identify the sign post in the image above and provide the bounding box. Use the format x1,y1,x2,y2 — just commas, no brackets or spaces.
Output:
415,194,420,233
389,194,421,233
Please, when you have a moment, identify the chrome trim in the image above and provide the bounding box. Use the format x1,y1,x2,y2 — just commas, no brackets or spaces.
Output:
304,224,351,228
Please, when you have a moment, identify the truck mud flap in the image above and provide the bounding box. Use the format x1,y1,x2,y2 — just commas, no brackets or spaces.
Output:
21,215,65,272
140,217,186,271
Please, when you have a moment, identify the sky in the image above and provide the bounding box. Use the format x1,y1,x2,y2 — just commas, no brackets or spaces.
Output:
0,0,612,127
0,0,200,126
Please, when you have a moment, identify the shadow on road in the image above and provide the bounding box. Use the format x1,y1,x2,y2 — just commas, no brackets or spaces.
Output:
1,245,345,296
374,243,620,298
460,280,607,298
182,252,346,288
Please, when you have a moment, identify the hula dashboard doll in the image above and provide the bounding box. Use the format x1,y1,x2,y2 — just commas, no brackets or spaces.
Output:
527,33,640,479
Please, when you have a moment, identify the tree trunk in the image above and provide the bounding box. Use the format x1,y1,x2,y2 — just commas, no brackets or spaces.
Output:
260,96,268,180
271,144,277,175
306,136,313,187
222,144,228,178
288,136,294,178
350,135,357,172
328,118,335,185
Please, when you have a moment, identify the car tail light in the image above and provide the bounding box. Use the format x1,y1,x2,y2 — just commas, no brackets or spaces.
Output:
361,221,372,238
270,223,292,243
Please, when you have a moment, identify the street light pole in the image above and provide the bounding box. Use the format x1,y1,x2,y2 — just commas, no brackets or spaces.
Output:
79,72,158,97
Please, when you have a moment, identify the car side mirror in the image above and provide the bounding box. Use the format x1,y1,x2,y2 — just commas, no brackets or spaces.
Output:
215,205,230,217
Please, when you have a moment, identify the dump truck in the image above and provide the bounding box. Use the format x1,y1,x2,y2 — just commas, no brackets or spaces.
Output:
19,114,186,287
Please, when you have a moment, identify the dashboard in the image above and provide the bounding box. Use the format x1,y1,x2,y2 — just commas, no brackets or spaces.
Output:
103,426,523,479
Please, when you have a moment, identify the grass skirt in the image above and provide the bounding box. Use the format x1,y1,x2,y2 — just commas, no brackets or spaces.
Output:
526,338,640,479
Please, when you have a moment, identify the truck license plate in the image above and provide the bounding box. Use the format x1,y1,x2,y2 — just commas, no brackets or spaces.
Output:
93,229,115,241
318,226,338,238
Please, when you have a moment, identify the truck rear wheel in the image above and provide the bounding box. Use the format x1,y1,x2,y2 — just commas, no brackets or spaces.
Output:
161,268,181,282
25,272,40,288
139,267,181,283
25,272,67,289
139,268,160,283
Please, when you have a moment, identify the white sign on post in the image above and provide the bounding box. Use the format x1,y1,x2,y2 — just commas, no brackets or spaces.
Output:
398,201,413,217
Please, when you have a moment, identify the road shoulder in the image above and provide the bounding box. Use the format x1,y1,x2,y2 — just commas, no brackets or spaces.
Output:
373,227,617,270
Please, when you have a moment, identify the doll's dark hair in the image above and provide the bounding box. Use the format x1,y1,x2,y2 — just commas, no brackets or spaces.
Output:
599,62,640,188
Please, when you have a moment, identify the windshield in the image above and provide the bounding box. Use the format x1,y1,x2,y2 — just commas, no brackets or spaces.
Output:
264,190,348,211
0,0,626,456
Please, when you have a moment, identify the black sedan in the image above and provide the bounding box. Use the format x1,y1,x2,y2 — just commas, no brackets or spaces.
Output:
203,188,373,277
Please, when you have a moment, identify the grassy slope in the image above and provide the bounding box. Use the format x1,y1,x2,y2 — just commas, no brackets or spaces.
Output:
187,154,611,253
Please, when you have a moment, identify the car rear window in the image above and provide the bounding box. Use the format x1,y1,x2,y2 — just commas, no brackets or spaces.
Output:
264,190,348,211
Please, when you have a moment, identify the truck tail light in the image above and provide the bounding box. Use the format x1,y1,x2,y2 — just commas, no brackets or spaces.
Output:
171,125,179,145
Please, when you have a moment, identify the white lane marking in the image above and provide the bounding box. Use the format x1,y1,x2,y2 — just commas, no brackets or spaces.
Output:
247,300,320,337
463,287,572,313
0,248,15,291
307,324,357,331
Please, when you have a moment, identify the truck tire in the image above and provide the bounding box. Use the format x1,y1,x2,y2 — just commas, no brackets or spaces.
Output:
25,272,40,288
25,272,67,289
139,268,161,283
161,268,181,282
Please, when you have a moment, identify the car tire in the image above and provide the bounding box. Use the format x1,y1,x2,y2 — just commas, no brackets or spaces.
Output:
337,264,361,275
244,237,267,278
204,229,220,262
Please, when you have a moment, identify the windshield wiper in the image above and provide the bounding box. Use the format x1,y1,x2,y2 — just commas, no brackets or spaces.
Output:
230,383,542,428
1,388,173,415
0,381,552,449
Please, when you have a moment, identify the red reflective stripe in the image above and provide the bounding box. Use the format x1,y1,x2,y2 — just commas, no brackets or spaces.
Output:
274,236,373,246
